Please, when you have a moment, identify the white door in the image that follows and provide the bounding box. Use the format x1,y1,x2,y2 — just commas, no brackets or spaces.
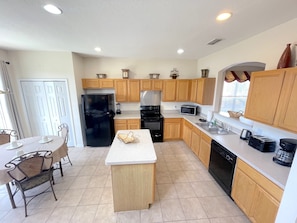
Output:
52,81,74,146
21,80,74,146
21,81,53,136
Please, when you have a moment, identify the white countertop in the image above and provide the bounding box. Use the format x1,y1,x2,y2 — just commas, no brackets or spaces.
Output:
105,129,157,165
113,110,290,189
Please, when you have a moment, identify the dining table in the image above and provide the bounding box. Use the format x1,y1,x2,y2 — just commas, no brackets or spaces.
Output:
0,135,68,208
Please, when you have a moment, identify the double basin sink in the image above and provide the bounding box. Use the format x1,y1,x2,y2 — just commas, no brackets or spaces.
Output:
195,122,235,135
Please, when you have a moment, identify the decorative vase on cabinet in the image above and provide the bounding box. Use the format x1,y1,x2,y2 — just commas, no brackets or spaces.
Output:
277,43,291,69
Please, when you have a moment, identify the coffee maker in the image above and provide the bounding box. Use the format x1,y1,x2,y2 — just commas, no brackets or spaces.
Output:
273,138,297,167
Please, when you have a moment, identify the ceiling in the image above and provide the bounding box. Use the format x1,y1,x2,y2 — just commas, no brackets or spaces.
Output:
0,0,296,59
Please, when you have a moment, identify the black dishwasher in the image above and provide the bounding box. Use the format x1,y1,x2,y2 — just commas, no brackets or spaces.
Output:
209,140,237,197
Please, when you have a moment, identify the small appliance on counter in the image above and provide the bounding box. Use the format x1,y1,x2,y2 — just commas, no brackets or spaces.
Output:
180,105,199,116
240,129,252,140
116,103,121,114
248,135,276,152
273,138,297,167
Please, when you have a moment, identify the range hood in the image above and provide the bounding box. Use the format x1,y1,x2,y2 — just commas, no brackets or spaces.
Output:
140,91,161,106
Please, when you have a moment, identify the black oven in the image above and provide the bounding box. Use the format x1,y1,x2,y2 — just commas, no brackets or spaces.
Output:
209,140,237,197
140,106,163,142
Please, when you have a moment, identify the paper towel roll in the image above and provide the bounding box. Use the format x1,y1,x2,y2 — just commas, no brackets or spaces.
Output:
207,111,213,122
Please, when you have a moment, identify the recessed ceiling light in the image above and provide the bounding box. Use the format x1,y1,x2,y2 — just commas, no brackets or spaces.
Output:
216,12,232,21
177,49,184,54
43,4,63,15
94,47,102,52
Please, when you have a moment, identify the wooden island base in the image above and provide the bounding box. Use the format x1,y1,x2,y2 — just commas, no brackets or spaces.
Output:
111,163,155,212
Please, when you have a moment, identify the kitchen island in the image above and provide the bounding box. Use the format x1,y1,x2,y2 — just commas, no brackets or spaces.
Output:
105,129,157,212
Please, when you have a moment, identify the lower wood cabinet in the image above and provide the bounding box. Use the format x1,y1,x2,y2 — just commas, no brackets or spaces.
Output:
114,119,140,133
231,158,283,223
164,118,182,140
198,131,212,168
190,127,201,156
182,119,192,147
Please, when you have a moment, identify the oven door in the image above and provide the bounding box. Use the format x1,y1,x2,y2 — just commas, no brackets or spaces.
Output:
141,117,163,142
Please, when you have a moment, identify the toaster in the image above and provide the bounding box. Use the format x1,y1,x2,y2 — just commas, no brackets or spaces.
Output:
248,135,276,152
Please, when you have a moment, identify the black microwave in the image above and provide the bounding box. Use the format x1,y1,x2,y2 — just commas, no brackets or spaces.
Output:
180,105,198,116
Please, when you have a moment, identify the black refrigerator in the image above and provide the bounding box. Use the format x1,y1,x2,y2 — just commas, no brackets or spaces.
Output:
81,94,115,147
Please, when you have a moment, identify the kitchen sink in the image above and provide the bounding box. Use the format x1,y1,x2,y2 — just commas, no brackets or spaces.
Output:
195,122,235,135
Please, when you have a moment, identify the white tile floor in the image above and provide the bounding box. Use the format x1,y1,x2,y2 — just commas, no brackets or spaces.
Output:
0,140,250,223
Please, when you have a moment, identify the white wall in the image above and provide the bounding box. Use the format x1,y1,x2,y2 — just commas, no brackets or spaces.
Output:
197,18,297,222
6,50,84,147
197,18,297,74
82,57,198,79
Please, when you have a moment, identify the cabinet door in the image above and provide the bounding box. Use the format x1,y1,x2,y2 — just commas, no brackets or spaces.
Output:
128,80,140,102
198,132,211,168
162,80,176,101
244,70,285,125
140,80,152,90
82,79,100,89
164,118,181,140
127,119,140,129
249,185,279,223
190,79,197,102
176,80,191,101
196,78,215,105
114,119,127,133
276,69,297,133
191,127,200,156
231,167,256,216
99,79,114,88
182,120,192,148
152,80,163,90
115,80,128,102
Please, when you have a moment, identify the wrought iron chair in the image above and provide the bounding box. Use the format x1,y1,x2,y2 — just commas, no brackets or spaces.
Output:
5,150,57,217
0,129,17,145
56,123,72,177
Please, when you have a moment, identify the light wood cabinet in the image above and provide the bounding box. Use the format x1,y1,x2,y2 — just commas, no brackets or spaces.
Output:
128,80,140,102
190,127,201,156
231,159,283,223
162,79,191,102
191,78,216,105
140,79,163,91
114,80,140,102
114,119,140,133
82,78,114,89
164,118,182,140
162,80,177,101
176,79,191,101
198,131,212,168
274,68,297,133
245,69,285,125
182,119,192,148
245,67,297,133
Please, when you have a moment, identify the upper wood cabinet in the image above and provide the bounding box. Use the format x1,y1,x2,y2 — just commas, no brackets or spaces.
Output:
245,67,297,133
274,68,297,133
176,80,191,101
244,70,285,125
162,80,177,101
128,80,140,102
191,78,216,105
114,80,128,102
114,79,140,102
140,79,163,91
82,78,114,89
162,79,191,102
